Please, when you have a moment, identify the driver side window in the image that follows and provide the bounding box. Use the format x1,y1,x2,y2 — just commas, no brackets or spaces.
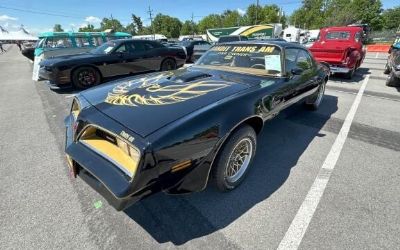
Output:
296,50,313,70
115,43,127,53
285,49,299,73
285,48,313,73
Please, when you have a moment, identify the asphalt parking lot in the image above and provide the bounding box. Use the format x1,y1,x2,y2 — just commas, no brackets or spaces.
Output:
1,45,399,249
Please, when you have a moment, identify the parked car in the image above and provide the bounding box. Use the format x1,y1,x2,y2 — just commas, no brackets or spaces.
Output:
39,39,187,89
309,26,365,79
217,35,248,43
64,41,329,211
384,38,400,86
178,40,211,62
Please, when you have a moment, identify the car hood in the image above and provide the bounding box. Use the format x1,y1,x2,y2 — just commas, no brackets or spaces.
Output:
40,53,98,66
81,67,250,137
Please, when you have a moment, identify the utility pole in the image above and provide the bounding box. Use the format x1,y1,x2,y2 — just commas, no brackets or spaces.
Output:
148,6,155,40
110,14,115,30
191,12,195,38
255,0,259,25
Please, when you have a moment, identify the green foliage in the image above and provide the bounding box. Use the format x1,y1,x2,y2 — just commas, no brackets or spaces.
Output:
100,17,125,31
53,1,395,38
198,14,223,33
152,14,182,38
53,24,64,32
78,24,96,32
382,7,400,30
290,0,386,30
245,4,282,25
181,20,198,35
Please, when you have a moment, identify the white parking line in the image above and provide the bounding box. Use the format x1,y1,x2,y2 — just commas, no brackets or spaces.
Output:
277,75,370,250
375,52,379,58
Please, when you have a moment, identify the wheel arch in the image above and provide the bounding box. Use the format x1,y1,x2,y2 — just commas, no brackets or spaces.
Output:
160,57,177,71
70,64,103,82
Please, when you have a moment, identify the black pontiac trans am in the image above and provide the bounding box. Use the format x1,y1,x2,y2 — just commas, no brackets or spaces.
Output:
65,41,329,211
39,39,187,89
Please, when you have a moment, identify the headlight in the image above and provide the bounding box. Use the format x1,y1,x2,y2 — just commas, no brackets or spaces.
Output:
79,126,141,178
116,138,140,164
395,65,400,71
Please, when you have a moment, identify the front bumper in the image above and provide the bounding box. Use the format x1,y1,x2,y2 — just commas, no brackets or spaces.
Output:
39,67,71,86
64,114,159,211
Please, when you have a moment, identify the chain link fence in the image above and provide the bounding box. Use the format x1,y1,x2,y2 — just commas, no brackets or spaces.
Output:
368,29,397,43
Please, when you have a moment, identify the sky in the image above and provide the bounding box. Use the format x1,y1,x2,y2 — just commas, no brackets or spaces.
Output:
0,0,398,34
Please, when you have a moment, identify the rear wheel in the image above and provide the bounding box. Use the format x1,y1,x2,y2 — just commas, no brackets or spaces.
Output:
72,67,100,89
212,125,257,191
305,81,326,110
160,58,177,71
383,64,390,74
344,66,355,79
386,71,399,87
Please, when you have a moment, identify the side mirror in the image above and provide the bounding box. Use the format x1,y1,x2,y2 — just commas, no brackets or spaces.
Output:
291,68,304,75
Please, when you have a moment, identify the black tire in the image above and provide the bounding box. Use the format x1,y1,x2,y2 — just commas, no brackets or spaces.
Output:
72,67,101,89
386,71,399,87
212,125,257,192
305,81,326,110
383,64,390,74
160,58,177,71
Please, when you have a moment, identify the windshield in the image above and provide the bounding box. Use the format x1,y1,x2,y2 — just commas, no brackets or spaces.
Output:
179,40,192,46
90,41,117,54
36,38,45,48
195,44,282,75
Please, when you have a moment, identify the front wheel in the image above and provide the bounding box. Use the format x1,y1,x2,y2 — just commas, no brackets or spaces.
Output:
160,58,177,71
212,125,257,191
72,67,100,89
305,81,326,110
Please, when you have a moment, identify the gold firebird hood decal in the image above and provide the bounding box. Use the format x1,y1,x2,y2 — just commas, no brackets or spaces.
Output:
105,73,230,107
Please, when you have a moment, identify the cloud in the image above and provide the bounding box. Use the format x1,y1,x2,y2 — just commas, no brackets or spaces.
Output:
84,16,101,24
237,8,246,16
0,14,18,21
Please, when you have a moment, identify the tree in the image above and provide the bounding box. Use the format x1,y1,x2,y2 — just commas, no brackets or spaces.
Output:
265,5,280,23
181,20,198,35
198,14,223,33
132,14,144,34
382,7,400,30
79,24,96,32
351,0,384,30
151,14,182,38
221,10,243,27
245,4,264,25
100,17,125,31
324,0,357,26
53,24,64,32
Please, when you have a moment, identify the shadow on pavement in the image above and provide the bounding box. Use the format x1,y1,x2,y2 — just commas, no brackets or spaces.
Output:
124,95,338,245
329,67,370,83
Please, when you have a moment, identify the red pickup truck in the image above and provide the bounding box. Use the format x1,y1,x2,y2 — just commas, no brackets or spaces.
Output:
309,26,366,79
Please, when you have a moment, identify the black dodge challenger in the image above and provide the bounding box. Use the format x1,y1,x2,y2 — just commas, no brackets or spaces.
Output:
65,41,329,211
39,39,187,89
